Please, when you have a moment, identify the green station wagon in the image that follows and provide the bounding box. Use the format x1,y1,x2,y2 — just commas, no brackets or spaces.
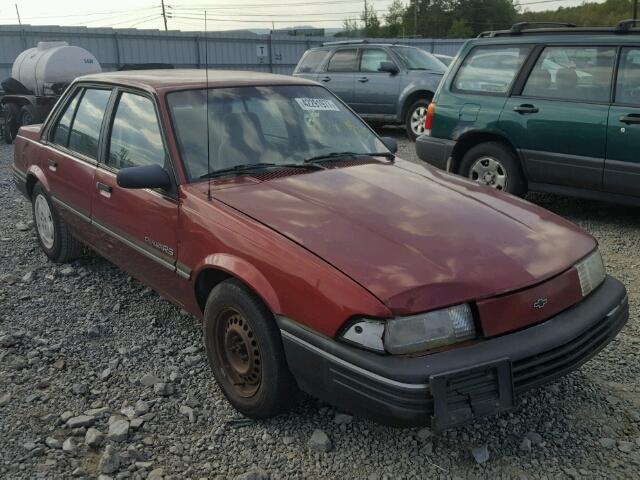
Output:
416,21,640,204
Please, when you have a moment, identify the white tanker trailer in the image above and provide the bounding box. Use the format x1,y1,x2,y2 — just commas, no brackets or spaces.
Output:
1,41,101,144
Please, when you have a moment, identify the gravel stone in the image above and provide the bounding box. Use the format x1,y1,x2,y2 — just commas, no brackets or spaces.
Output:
45,437,62,449
147,467,164,479
66,415,95,428
308,429,332,452
334,413,353,425
107,419,129,442
99,445,120,474
471,445,490,464
153,382,174,396
62,437,76,453
85,427,104,447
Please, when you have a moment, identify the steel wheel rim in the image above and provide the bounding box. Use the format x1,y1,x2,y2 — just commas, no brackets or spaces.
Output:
410,106,427,135
469,156,508,190
34,194,54,249
216,308,262,398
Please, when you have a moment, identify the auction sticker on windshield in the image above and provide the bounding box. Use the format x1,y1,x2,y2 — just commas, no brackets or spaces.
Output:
295,97,340,111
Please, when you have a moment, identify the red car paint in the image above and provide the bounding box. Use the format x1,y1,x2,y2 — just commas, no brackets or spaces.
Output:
13,70,597,342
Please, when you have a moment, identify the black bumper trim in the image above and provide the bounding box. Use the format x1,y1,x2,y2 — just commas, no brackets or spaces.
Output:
415,135,455,170
279,276,628,428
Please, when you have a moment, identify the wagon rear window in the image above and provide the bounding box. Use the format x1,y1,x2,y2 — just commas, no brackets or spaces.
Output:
453,46,530,94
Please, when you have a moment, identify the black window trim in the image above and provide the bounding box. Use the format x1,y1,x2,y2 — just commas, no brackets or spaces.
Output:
512,43,620,106
450,44,536,97
44,83,115,167
359,46,399,73
99,86,179,198
324,47,361,73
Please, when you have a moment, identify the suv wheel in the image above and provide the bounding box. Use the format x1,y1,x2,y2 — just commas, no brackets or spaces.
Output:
31,183,83,262
203,279,300,418
405,98,431,141
460,142,527,197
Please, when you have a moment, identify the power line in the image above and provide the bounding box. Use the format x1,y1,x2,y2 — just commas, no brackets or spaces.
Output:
0,5,158,22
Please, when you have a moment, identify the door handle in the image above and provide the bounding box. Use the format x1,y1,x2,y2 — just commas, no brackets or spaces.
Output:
47,159,57,172
358,77,369,83
619,114,640,124
513,104,539,114
320,76,331,82
96,182,113,197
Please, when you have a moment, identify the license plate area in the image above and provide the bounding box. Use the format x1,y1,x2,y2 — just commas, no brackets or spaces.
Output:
430,359,514,431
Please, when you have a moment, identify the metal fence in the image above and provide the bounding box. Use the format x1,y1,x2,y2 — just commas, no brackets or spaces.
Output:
0,24,467,80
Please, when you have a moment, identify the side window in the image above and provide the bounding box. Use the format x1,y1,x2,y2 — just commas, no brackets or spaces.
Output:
68,88,111,159
615,48,640,105
453,46,530,94
360,48,394,73
523,46,616,103
107,92,166,170
295,50,329,74
327,49,359,73
51,90,81,147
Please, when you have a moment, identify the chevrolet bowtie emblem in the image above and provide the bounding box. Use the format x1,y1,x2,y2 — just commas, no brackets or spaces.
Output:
533,298,548,309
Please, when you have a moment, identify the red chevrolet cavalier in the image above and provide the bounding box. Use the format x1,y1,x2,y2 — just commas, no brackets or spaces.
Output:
12,70,628,430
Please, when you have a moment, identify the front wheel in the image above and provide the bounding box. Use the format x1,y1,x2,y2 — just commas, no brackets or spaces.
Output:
203,279,299,418
460,142,527,197
405,98,431,141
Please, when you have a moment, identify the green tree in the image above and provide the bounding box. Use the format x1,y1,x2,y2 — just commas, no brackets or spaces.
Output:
361,2,382,37
448,19,473,37
384,0,407,37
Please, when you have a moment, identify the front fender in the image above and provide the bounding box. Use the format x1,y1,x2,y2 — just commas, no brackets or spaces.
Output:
194,253,281,313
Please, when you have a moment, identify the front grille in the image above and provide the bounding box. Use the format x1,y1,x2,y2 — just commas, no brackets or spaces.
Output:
512,307,625,391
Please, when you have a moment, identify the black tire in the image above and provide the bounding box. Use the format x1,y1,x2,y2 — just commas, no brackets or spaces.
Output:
459,141,527,197
404,97,432,141
31,183,82,263
20,104,37,126
4,103,20,144
203,279,299,418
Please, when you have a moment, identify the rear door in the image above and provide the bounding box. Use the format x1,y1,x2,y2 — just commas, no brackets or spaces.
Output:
293,48,329,81
90,89,181,299
43,86,112,239
352,47,400,116
500,45,616,191
604,46,640,197
319,48,358,104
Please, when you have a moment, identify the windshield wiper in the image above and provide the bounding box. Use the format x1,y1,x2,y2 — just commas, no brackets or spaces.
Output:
304,151,395,164
199,162,322,179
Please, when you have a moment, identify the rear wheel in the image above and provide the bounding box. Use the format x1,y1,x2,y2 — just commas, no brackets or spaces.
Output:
405,98,431,141
4,103,20,144
31,183,82,262
460,142,527,197
203,279,299,418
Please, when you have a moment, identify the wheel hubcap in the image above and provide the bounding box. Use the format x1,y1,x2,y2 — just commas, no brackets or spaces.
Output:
34,194,54,249
410,106,427,135
217,308,261,398
469,156,507,190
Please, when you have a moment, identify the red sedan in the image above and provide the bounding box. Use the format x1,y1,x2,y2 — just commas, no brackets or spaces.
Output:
11,70,628,430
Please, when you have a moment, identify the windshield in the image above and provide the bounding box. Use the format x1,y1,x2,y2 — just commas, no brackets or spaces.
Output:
391,46,447,73
167,85,387,180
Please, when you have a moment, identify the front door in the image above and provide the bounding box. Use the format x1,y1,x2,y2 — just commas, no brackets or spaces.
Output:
319,48,358,104
500,45,616,191
604,46,640,197
352,47,400,117
91,90,181,300
43,86,112,240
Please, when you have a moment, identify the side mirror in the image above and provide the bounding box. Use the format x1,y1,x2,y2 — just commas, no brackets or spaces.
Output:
381,136,398,154
117,164,172,190
378,61,399,75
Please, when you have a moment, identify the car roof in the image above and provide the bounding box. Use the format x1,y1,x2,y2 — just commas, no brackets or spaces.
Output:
77,69,318,92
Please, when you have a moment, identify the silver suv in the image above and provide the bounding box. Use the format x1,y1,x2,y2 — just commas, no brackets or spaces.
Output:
293,41,446,139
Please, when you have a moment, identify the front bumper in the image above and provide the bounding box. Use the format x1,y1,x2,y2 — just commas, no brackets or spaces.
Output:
415,134,455,170
278,276,628,430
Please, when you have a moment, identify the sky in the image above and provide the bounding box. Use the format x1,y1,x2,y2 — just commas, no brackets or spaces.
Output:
0,0,598,32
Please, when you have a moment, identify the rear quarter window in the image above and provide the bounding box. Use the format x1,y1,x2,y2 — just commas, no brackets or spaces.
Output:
453,46,530,94
295,50,329,74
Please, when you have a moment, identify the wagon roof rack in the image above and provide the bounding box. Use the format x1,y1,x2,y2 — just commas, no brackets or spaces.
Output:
479,20,640,37
322,39,369,46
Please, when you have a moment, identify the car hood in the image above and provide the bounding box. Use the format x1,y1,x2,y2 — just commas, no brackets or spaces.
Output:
212,159,596,315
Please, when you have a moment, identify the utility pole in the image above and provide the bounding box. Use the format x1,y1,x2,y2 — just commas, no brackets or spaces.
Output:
634,0,638,20
414,0,419,37
14,3,22,26
161,0,168,31
364,0,368,34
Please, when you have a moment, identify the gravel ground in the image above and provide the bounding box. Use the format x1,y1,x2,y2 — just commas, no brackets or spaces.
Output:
1,134,640,480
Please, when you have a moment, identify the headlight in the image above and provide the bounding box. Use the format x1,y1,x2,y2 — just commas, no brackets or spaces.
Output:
339,303,476,355
575,249,605,297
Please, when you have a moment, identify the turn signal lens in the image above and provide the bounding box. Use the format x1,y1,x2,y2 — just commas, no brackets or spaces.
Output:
575,249,605,297
424,102,436,135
